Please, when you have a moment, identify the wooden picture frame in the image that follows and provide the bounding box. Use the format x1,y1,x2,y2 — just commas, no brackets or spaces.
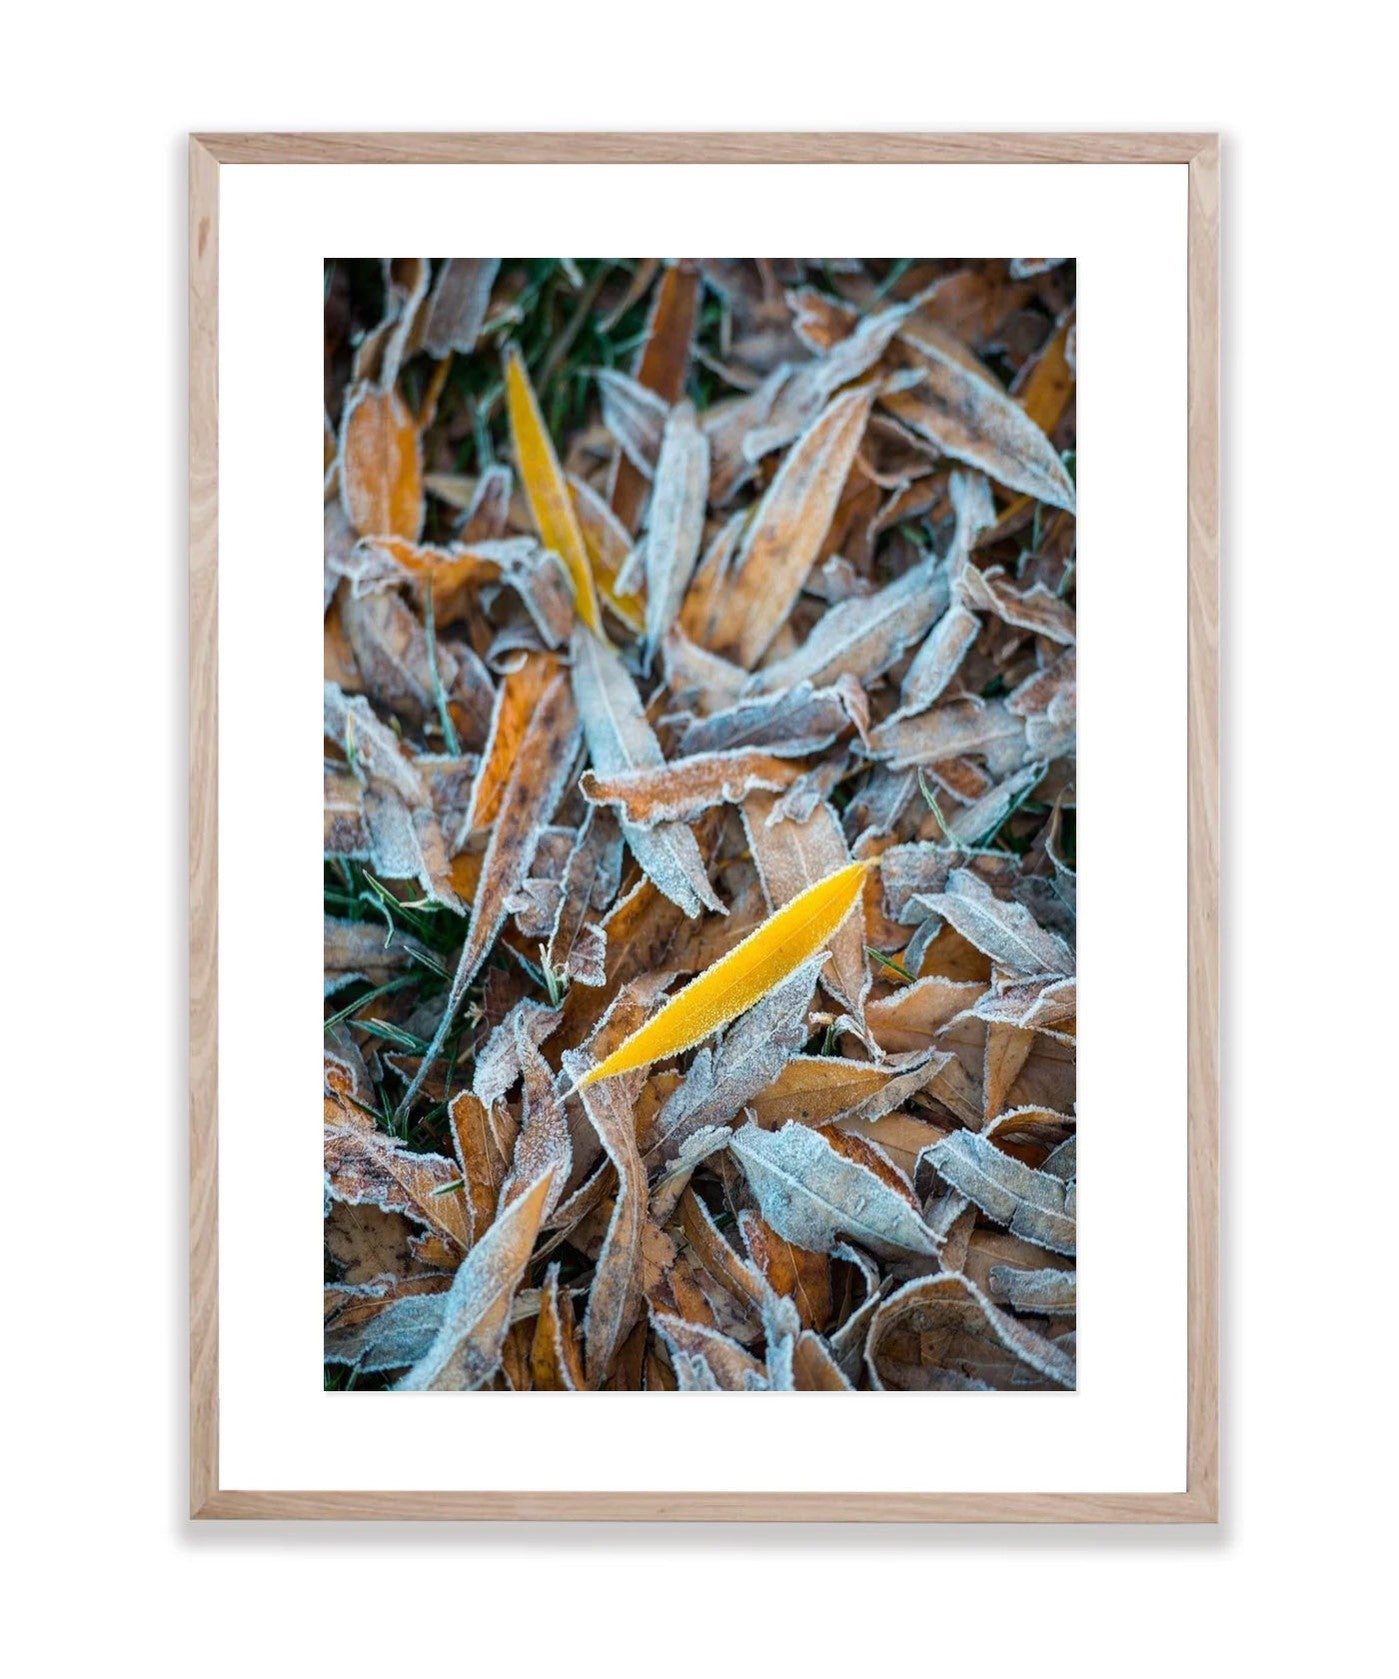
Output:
190,131,1219,1522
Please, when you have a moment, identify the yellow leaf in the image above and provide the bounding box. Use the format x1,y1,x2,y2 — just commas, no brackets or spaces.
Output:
504,345,604,636
574,860,870,1090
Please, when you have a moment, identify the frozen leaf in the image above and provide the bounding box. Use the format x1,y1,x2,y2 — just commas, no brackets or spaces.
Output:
867,696,1028,775
563,1048,648,1386
740,793,870,1015
677,676,868,758
570,623,723,916
420,258,499,356
575,860,868,1091
581,749,801,827
728,1119,941,1260
609,262,700,531
866,1271,1075,1390
641,400,709,662
461,650,560,838
531,1264,587,1390
920,1128,1076,1256
473,998,562,1107
597,369,668,479
400,668,581,1113
340,383,424,540
326,1291,448,1374
745,555,949,697
568,474,645,633
324,681,423,804
323,1114,470,1251
884,318,1076,511
652,1311,769,1391
989,1265,1076,1316
705,385,877,668
915,868,1074,976
397,1168,555,1390
738,1210,833,1332
505,345,604,635
448,1089,519,1245
499,1012,571,1217
645,957,822,1161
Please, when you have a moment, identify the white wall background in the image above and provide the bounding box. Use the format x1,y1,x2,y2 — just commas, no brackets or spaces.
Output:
4,3,1388,1673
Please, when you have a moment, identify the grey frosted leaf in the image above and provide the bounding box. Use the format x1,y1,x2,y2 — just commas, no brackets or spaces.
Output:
324,765,371,859
761,1289,802,1391
885,318,1076,511
941,762,1048,846
498,1011,572,1218
563,1048,648,1387
420,258,499,356
581,748,800,827
973,974,1076,1032
396,1168,555,1390
915,868,1074,975
920,1128,1076,1256
866,696,1028,775
728,1120,942,1260
652,1311,769,1391
1042,1135,1077,1182
677,676,868,758
325,1291,448,1373
896,603,981,716
642,400,709,662
473,999,562,1107
324,681,424,804
362,786,464,912
646,957,822,1162
745,555,950,697
342,586,457,726
988,1265,1076,1315
323,1120,470,1251
545,806,624,979
866,1270,1075,1390
596,369,669,479
570,623,723,917
324,915,431,985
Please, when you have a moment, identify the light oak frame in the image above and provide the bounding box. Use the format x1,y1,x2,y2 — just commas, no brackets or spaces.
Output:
189,131,1219,1522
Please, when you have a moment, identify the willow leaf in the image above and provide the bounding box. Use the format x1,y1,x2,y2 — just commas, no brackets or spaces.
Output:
574,860,869,1091
504,344,604,635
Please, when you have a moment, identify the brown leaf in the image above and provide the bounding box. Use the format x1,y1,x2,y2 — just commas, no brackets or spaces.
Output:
399,668,581,1114
866,1270,1075,1390
738,1209,833,1332
339,383,424,540
530,1264,587,1389
581,750,801,827
397,1168,555,1390
609,262,700,531
705,385,877,668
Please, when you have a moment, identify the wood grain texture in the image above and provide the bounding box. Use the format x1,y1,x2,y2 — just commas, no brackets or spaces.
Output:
194,131,1208,166
1185,136,1221,1523
188,131,1220,1523
189,136,220,1519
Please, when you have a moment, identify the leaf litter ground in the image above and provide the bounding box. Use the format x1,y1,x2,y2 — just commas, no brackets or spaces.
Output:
323,257,1077,1392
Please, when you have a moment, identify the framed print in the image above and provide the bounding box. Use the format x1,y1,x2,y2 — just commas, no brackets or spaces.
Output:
189,131,1219,1521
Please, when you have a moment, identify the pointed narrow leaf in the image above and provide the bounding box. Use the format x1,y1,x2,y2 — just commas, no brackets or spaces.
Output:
504,344,603,634
575,860,869,1090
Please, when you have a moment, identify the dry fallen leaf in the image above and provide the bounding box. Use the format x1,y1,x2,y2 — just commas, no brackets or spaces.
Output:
574,860,868,1090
